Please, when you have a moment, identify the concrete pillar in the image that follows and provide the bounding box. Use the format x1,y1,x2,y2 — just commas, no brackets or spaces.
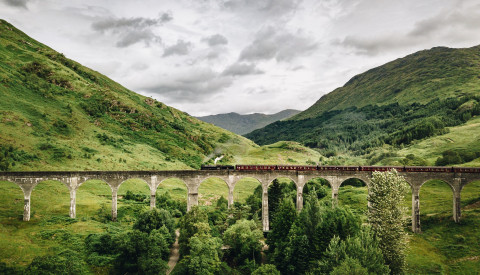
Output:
331,185,339,206
23,190,32,221
150,176,157,210
453,189,461,223
262,185,269,231
228,186,234,209
69,188,76,218
187,192,198,211
412,188,421,233
296,186,303,212
111,187,118,221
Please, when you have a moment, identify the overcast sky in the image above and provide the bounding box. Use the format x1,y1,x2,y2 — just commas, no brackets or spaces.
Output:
1,0,480,116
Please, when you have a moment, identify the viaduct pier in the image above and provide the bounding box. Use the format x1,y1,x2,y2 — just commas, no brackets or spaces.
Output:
1,168,479,233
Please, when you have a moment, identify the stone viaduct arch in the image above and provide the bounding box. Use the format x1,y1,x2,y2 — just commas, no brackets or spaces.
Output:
1,169,479,233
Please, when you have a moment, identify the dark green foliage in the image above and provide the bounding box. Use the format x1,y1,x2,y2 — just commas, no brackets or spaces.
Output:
52,119,72,135
245,185,262,217
268,179,296,220
0,262,23,275
274,195,362,274
156,191,187,217
223,219,263,267
435,149,480,166
330,257,369,275
251,264,281,275
133,208,176,241
179,207,209,256
267,198,297,252
25,249,89,275
216,196,228,210
0,144,36,171
114,229,170,274
124,190,146,202
303,178,329,200
247,96,480,156
182,231,223,275
317,228,390,274
401,153,428,166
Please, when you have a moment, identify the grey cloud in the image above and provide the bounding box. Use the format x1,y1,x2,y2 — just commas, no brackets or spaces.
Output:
222,62,263,76
2,0,29,8
163,40,192,57
203,34,228,46
91,12,172,47
239,26,318,62
223,0,302,17
339,1,480,56
141,69,233,103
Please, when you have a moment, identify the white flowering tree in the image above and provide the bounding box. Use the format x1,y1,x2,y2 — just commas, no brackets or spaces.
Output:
367,169,409,274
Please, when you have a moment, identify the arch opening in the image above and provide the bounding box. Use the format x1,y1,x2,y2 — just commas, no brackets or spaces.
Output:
31,180,70,220
76,179,112,221
268,177,297,221
198,177,229,207
460,180,480,221
233,177,263,221
156,178,188,218
302,177,332,205
338,178,368,220
419,179,454,230
0,180,24,220
117,179,150,222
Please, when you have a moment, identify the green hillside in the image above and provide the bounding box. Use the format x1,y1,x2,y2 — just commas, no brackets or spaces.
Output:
0,19,320,171
294,45,480,121
196,109,300,135
247,45,480,166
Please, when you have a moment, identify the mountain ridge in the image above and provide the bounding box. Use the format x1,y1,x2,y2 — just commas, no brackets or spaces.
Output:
196,109,300,135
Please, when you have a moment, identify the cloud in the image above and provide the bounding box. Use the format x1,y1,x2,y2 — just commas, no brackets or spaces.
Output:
163,39,192,57
203,34,228,46
91,12,172,47
223,0,302,17
140,68,233,103
2,0,29,8
222,62,263,76
239,26,317,62
337,1,480,56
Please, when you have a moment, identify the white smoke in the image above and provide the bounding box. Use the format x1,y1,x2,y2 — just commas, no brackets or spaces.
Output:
214,155,224,165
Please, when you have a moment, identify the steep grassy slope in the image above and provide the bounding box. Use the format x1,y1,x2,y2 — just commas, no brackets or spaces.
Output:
196,109,300,135
247,45,480,165
0,20,321,171
294,45,480,120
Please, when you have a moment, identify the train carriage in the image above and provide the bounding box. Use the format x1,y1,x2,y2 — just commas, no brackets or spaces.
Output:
277,165,317,171
360,166,405,172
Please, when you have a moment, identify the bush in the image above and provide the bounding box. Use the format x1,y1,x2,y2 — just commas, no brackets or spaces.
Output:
133,208,176,242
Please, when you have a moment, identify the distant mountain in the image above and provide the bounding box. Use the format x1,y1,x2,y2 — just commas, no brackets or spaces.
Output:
196,109,301,135
246,45,480,166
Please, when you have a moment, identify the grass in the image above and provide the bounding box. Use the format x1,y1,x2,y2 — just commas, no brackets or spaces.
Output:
2,178,479,273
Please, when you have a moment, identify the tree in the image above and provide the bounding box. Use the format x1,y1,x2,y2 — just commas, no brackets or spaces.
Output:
179,206,209,255
133,208,175,243
267,198,297,252
183,222,223,275
367,169,408,274
252,264,281,275
223,219,263,267
330,257,368,275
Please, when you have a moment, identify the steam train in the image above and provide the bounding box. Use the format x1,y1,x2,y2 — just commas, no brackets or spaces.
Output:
200,164,480,173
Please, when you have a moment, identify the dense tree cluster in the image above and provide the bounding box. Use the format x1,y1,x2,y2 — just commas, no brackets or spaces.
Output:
246,96,480,158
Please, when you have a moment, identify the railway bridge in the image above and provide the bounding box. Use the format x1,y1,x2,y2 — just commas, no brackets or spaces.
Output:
1,168,479,233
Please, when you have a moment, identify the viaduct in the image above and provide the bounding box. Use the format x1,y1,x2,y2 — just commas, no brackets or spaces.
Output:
1,169,479,233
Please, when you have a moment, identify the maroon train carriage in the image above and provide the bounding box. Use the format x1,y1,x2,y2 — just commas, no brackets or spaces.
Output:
235,164,277,171
453,167,480,173
277,165,317,171
404,166,452,172
360,166,405,172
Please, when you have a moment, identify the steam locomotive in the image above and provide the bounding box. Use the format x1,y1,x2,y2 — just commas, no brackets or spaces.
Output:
200,164,480,173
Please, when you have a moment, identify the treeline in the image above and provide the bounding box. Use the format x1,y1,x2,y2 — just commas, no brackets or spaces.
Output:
246,96,480,157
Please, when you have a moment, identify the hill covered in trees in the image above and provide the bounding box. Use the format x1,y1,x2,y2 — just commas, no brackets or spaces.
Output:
246,45,480,166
